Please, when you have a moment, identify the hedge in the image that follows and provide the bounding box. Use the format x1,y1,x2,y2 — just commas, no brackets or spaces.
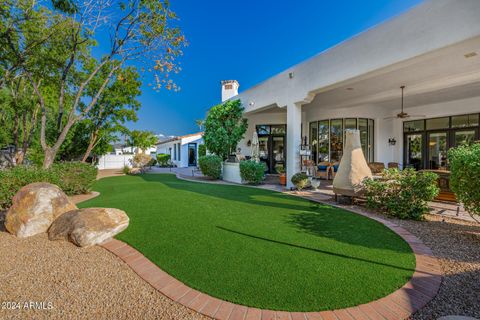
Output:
198,155,222,179
240,160,266,184
0,162,97,210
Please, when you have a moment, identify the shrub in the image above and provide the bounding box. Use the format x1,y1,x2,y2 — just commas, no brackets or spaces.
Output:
275,165,285,174
156,153,171,167
240,160,266,184
51,162,97,195
363,168,439,220
203,99,248,160
448,143,480,219
198,155,222,179
291,172,309,190
122,165,130,175
0,162,97,210
131,153,152,168
148,158,157,167
198,144,207,157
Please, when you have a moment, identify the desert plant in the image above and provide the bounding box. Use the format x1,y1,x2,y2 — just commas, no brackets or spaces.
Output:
203,99,248,160
275,165,285,175
156,153,171,167
448,143,480,220
198,144,207,157
291,172,309,190
363,168,439,220
240,160,266,185
0,162,97,210
131,153,152,169
51,162,98,195
198,155,222,179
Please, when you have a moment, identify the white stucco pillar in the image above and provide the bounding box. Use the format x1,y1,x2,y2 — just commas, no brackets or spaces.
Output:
286,102,302,189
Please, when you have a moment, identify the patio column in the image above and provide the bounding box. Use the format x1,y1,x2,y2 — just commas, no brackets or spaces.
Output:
286,102,302,189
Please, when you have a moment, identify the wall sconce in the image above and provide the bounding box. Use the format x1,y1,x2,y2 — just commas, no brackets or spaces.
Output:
247,140,252,147
388,138,397,146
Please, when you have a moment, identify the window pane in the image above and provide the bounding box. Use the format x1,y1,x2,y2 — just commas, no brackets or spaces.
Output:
368,119,374,162
309,122,318,164
358,119,368,160
451,114,479,128
404,120,424,132
330,119,343,162
453,130,476,147
270,125,286,134
405,134,423,170
318,120,329,162
428,132,448,170
426,117,449,130
256,125,270,135
344,118,357,130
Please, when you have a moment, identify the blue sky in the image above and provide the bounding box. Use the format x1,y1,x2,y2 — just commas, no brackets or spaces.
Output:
127,0,423,136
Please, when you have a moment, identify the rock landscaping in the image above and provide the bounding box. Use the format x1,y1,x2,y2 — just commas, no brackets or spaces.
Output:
4,182,129,247
49,207,129,247
5,183,77,237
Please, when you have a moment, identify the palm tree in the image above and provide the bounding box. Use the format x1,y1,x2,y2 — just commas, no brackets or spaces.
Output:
195,119,204,130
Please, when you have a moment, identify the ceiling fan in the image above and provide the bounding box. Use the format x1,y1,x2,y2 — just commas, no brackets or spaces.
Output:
384,85,425,120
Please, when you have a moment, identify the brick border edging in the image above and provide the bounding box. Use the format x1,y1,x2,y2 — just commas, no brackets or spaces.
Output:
100,208,442,320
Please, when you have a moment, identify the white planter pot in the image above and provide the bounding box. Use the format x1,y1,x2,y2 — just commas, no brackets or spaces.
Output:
222,162,243,184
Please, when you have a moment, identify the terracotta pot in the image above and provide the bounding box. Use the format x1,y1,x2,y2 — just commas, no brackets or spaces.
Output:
279,173,287,186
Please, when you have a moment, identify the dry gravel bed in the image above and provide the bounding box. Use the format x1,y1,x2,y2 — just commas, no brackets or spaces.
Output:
395,215,480,319
0,223,208,320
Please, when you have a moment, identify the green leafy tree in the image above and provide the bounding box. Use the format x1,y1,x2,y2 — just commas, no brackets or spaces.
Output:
1,0,186,168
203,99,247,160
127,130,157,153
448,143,480,221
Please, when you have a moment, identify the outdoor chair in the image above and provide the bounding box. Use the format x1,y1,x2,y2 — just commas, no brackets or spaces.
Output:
368,162,385,175
387,162,399,169
330,162,340,179
316,161,331,180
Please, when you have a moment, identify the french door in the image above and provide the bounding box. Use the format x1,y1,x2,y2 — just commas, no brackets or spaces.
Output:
258,135,286,173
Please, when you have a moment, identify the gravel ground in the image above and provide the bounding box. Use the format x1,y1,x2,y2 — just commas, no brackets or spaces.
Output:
395,214,480,319
0,223,208,320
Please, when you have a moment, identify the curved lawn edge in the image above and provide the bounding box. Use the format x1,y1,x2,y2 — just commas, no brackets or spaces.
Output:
95,174,442,320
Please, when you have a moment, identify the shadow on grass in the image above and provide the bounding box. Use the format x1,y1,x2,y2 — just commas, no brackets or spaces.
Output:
217,226,416,273
132,174,413,253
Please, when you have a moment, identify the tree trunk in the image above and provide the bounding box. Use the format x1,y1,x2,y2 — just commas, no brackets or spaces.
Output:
43,148,56,169
14,150,25,165
81,135,97,162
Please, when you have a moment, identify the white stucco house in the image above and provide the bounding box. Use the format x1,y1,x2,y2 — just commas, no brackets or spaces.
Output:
156,132,204,167
217,0,480,189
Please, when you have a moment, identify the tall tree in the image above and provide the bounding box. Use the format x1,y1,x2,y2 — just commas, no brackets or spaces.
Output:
127,130,157,154
1,0,186,168
195,119,204,130
203,100,248,160
81,66,141,162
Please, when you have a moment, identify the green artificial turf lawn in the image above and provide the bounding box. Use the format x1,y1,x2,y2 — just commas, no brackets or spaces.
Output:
79,174,415,311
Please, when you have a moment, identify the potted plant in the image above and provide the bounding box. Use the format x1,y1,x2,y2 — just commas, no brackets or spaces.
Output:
275,165,286,186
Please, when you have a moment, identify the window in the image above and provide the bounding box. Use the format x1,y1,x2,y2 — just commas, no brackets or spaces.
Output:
224,84,233,90
426,117,449,130
309,118,374,164
330,119,343,162
256,125,270,135
403,113,480,170
318,120,329,162
173,144,177,160
177,143,181,161
404,120,424,132
452,114,479,128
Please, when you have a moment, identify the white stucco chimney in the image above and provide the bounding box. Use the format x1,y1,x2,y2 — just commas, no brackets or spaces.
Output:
221,80,239,102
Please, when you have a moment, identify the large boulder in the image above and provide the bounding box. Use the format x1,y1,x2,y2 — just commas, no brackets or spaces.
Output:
48,208,129,247
333,129,373,197
5,183,77,238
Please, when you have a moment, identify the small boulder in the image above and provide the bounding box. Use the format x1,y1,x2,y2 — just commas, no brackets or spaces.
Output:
5,183,77,238
48,208,129,247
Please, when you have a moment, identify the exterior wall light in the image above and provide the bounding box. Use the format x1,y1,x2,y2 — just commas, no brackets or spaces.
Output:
388,138,397,146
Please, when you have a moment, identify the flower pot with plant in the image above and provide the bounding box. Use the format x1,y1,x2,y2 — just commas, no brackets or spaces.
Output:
275,165,286,185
